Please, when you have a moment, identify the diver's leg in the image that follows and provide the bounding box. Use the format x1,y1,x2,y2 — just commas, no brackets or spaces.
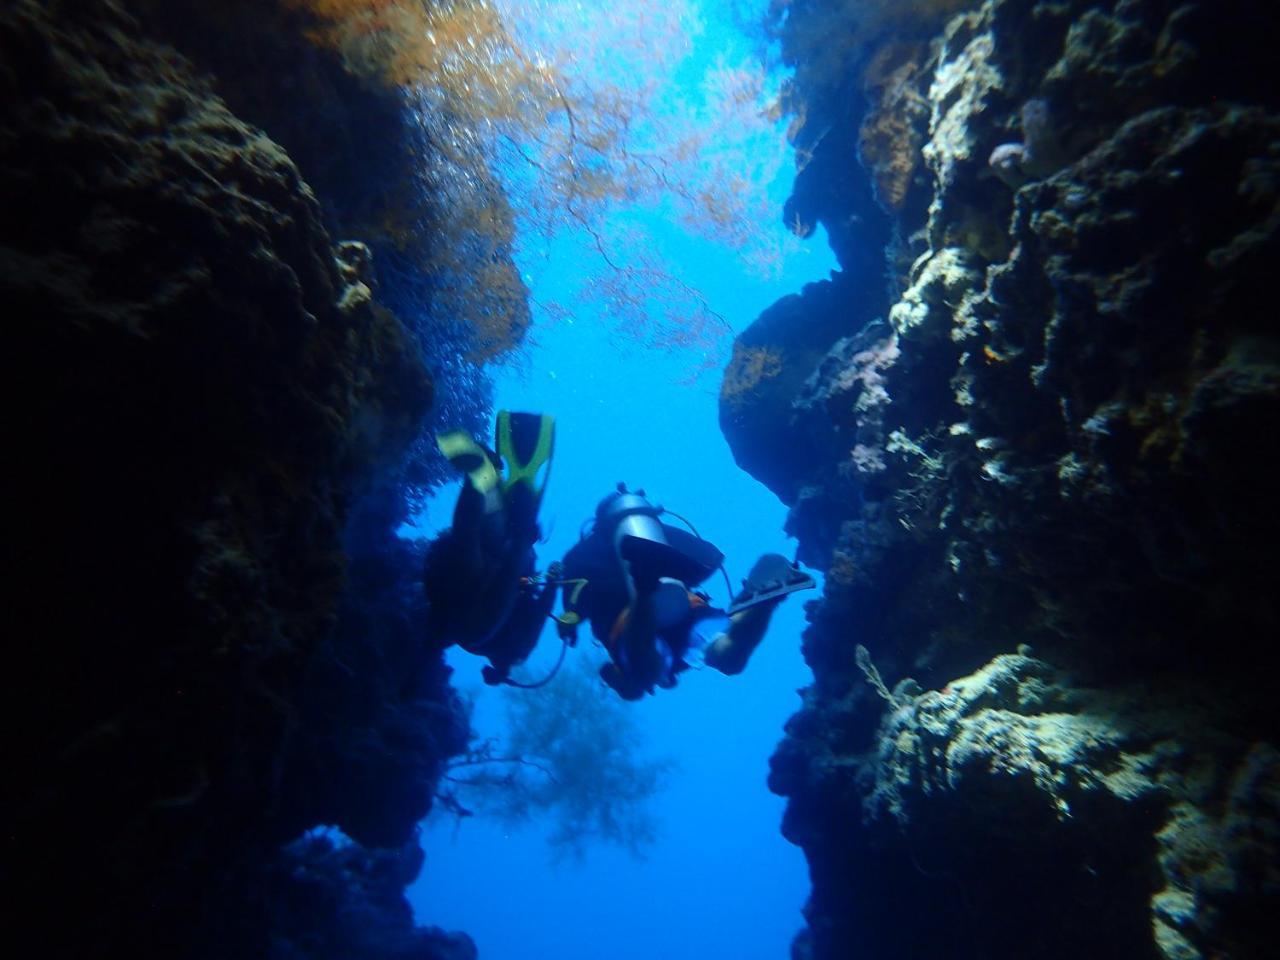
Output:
619,584,662,690
481,554,554,681
704,602,779,675
621,578,694,690
600,661,645,700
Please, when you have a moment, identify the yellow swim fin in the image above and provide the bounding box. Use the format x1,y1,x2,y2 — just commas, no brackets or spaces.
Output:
437,430,500,496
495,411,555,506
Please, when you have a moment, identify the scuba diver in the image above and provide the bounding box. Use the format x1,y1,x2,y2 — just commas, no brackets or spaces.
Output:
422,411,558,686
555,484,815,700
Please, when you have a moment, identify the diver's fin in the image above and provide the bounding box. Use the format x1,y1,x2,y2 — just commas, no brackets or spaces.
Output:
437,430,500,495
727,554,815,615
496,411,555,503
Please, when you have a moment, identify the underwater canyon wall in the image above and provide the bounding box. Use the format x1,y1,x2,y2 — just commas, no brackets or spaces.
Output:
722,1,1279,958
3,1,482,956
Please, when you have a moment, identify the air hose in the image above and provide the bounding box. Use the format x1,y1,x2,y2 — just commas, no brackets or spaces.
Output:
498,576,588,690
658,506,736,606
500,636,569,689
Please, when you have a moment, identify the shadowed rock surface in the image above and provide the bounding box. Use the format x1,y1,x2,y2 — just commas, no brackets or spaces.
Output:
126,0,502,497
725,1,1279,958
3,1,478,956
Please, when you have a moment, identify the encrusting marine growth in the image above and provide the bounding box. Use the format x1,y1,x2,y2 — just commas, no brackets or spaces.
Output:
724,1,1280,958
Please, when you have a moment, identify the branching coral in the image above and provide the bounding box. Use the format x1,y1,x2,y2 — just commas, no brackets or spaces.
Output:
275,0,533,363
855,644,899,707
441,655,674,860
284,0,793,367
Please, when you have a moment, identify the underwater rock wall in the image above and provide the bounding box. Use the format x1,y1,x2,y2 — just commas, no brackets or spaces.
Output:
725,1,1280,958
126,0,499,494
3,1,472,956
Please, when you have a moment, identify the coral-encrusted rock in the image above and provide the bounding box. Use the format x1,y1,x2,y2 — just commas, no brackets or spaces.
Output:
721,273,874,505
2,1,462,955
780,652,1279,960
735,1,1280,958
263,831,479,960
858,44,933,213
127,0,511,491
949,103,1280,670
281,485,472,851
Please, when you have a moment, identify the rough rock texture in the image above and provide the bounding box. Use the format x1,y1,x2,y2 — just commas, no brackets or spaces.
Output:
3,1,472,956
727,1,1280,958
264,830,478,960
127,0,500,495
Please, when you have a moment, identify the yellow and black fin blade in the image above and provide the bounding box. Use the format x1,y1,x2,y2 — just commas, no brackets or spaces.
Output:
495,411,555,503
436,430,500,496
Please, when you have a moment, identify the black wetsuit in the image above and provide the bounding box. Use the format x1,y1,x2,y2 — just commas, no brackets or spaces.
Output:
560,520,723,645
422,452,542,657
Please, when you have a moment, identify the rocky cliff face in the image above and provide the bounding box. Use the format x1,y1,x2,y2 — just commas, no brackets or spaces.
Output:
723,2,1279,958
3,1,476,956
126,0,502,495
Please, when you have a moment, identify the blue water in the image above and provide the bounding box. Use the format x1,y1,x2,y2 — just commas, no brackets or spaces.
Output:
408,248,835,958
405,5,840,957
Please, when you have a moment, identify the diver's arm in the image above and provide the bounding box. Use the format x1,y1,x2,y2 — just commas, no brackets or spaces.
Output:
549,561,583,644
531,566,560,622
553,614,581,644
552,558,605,646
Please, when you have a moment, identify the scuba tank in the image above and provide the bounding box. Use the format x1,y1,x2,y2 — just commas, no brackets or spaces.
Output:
593,484,723,588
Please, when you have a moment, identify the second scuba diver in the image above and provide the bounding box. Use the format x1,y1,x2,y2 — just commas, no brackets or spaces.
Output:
554,484,815,700
422,410,558,685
